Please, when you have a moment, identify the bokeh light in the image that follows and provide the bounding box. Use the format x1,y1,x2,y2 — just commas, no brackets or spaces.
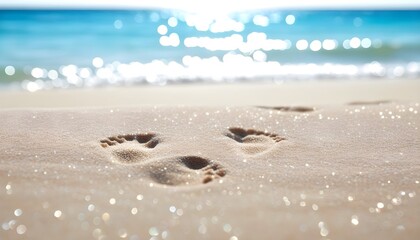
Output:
0,9,418,91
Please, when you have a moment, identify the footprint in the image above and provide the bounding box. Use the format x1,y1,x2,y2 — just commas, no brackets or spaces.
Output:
348,100,391,105
147,156,226,186
257,106,314,112
226,127,285,155
99,135,226,186
99,133,159,164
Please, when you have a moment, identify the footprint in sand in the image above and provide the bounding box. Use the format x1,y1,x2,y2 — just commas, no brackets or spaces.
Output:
226,127,285,155
100,133,159,164
348,100,391,106
146,156,226,186
257,106,314,112
99,134,226,186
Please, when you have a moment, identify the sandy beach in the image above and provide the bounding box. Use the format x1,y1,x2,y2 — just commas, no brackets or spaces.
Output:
1,80,420,108
0,80,419,239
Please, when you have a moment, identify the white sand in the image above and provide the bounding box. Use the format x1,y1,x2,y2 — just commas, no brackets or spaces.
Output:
1,80,420,108
0,81,419,239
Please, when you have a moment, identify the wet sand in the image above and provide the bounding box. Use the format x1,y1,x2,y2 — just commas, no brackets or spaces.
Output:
0,81,420,239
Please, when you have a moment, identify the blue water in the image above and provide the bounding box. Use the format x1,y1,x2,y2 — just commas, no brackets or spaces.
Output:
0,10,419,90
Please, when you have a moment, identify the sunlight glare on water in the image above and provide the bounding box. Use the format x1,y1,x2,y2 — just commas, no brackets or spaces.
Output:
0,9,419,90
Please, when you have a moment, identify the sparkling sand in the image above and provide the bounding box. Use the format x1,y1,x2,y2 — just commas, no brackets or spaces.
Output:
0,81,420,239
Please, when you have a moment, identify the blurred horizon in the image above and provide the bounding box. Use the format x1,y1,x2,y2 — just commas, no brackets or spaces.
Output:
0,0,420,11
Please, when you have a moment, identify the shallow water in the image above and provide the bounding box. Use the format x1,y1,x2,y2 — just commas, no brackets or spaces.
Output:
0,10,419,90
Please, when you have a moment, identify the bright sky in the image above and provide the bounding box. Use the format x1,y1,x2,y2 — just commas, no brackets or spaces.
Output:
0,0,419,11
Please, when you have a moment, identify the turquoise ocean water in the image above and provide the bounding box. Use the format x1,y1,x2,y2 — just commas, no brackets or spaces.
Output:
0,10,419,90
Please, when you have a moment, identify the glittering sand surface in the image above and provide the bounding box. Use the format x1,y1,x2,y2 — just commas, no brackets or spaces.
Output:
0,84,420,239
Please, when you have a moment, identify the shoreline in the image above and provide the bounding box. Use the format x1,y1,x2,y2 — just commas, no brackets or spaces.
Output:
0,79,420,108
